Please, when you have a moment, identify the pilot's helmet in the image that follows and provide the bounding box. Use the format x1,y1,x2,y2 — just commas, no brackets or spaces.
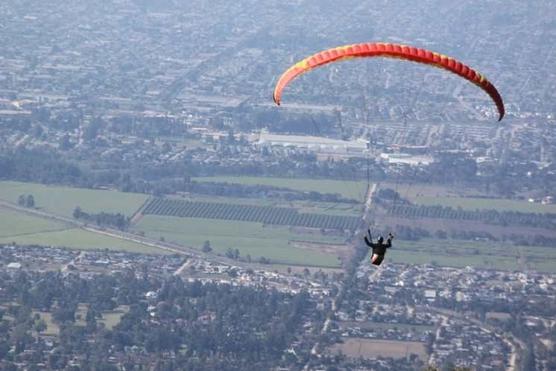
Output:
378,236,384,244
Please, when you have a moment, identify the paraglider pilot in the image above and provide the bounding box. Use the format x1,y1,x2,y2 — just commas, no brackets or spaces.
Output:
364,230,394,266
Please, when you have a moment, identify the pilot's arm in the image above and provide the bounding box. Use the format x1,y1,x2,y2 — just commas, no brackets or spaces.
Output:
364,235,373,248
385,233,394,248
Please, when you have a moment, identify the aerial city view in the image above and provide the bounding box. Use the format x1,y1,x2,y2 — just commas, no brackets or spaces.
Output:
0,0,555,370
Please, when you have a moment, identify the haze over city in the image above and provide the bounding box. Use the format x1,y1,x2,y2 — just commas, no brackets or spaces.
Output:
0,0,555,370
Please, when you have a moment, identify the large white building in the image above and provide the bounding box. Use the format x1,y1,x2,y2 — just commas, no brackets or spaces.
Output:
257,131,368,157
379,152,433,166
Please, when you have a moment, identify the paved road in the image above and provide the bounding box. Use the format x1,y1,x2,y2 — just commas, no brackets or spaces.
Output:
303,183,377,370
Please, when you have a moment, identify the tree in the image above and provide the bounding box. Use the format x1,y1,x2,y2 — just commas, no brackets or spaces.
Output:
30,124,44,139
227,129,236,144
58,134,72,150
33,318,47,338
85,308,98,332
13,323,31,353
0,341,9,359
2,362,18,371
73,206,83,219
53,304,76,323
25,194,35,208
228,269,238,278
225,248,240,260
162,142,172,153
17,194,26,206
435,230,448,239
202,241,212,253
83,118,103,142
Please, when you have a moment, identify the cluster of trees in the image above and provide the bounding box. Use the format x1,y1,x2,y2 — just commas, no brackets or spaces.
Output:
391,225,431,241
505,234,556,247
0,270,127,366
225,247,241,260
17,194,35,208
72,207,130,230
374,188,407,204
427,154,478,184
0,149,85,185
0,267,318,370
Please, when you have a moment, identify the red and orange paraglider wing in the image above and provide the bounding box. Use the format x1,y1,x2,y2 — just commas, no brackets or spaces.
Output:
273,42,505,121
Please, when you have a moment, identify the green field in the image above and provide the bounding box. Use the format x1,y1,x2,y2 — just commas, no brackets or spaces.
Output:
0,181,148,218
134,215,346,267
193,176,368,202
0,207,69,238
388,238,556,273
0,228,165,254
412,195,556,214
100,305,129,330
0,207,165,254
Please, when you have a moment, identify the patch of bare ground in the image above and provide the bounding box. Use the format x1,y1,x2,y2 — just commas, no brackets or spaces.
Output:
329,338,427,360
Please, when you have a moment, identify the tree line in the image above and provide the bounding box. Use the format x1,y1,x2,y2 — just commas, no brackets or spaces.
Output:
73,207,130,230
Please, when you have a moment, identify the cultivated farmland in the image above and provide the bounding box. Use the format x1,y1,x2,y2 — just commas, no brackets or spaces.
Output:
142,198,361,230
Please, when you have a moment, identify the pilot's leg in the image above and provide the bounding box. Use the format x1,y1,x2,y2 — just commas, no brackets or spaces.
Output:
371,254,384,266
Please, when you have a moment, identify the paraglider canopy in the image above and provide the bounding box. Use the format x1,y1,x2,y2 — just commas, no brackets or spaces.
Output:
273,42,505,121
